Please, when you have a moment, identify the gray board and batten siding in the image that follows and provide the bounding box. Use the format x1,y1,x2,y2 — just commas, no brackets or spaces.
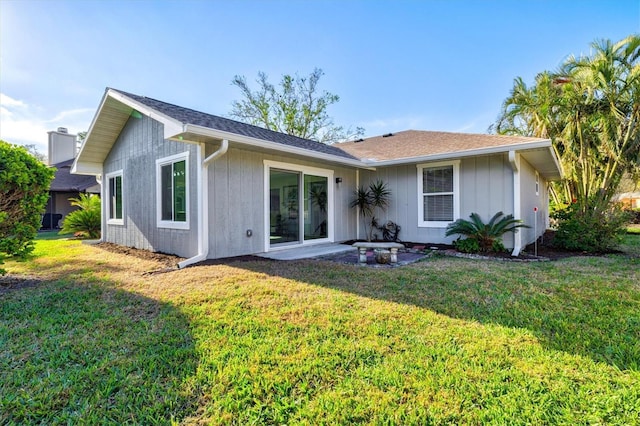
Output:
519,155,550,246
103,114,200,258
103,113,359,259
360,153,547,248
205,144,358,259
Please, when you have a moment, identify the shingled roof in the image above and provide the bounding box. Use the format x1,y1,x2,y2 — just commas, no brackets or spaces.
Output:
112,89,359,161
336,130,548,162
50,159,98,192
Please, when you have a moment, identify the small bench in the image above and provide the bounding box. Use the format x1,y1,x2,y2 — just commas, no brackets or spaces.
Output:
352,242,405,264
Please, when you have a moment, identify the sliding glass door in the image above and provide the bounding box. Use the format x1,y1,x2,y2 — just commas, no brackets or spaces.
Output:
304,175,328,240
268,163,332,248
269,169,300,245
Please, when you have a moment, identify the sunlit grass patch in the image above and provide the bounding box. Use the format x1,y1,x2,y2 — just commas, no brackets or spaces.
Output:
2,238,639,424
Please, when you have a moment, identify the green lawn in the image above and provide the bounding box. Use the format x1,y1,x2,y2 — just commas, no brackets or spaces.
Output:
1,235,639,424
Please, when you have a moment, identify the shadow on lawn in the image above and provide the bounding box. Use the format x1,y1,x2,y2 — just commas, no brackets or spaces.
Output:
233,256,640,371
0,278,199,424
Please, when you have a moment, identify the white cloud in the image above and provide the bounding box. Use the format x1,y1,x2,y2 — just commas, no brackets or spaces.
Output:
0,93,26,108
0,93,93,155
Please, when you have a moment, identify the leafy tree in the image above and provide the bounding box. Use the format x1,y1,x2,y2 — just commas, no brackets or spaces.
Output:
59,193,101,239
23,144,47,163
445,211,529,253
350,180,391,241
0,140,55,274
495,35,640,250
230,68,364,144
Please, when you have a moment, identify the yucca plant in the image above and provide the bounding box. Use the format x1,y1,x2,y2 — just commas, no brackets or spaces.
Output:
59,193,101,239
350,180,391,241
445,211,529,253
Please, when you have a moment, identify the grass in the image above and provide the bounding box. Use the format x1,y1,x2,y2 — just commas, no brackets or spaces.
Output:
1,235,639,424
35,230,70,240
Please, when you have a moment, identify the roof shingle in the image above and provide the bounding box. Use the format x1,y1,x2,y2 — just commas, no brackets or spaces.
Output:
336,130,548,162
50,159,98,192
112,89,359,161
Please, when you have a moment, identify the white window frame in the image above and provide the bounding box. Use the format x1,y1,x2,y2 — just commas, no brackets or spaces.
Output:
417,160,460,228
535,171,540,196
263,160,334,251
156,151,190,230
105,170,124,225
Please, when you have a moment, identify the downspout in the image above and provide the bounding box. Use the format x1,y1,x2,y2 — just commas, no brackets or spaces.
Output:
96,172,104,242
178,139,229,268
355,169,360,240
509,151,522,256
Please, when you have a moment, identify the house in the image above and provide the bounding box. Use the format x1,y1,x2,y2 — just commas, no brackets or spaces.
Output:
613,191,640,209
42,128,100,230
72,88,561,267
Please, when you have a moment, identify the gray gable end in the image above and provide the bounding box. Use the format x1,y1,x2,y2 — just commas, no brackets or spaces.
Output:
111,89,359,161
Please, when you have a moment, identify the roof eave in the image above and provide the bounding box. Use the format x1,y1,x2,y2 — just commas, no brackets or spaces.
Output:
363,139,562,179
72,89,186,176
178,124,374,169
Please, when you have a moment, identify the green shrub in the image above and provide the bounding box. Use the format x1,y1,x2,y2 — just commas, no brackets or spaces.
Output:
553,202,631,253
623,207,640,224
491,239,506,253
0,141,55,274
446,211,528,253
59,194,101,239
453,238,481,253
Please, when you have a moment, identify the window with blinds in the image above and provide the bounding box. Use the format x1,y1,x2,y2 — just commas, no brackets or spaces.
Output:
417,161,459,227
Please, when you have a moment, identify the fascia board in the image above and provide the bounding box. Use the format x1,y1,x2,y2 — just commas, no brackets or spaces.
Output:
107,89,184,138
71,161,103,175
547,146,563,179
367,139,554,167
73,89,185,174
181,124,374,170
73,90,111,172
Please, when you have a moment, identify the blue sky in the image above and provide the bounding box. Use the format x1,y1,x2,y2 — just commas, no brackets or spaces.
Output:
1,0,638,154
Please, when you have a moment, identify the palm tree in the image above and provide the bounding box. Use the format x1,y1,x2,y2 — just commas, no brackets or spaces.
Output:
496,35,640,215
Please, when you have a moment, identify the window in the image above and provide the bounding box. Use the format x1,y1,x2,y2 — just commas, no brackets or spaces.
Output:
156,152,189,229
417,161,459,227
106,170,123,225
535,171,540,196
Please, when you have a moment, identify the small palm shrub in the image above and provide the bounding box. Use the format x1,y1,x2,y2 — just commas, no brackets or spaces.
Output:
446,211,529,253
59,194,101,239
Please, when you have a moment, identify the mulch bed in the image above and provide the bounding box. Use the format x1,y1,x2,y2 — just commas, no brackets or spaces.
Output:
89,232,624,271
95,242,185,267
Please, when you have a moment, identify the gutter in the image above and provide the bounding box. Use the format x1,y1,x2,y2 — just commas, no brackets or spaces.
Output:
181,124,374,170
367,139,553,168
178,139,229,268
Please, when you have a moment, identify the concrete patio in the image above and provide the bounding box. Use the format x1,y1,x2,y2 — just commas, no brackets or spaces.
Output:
257,243,355,260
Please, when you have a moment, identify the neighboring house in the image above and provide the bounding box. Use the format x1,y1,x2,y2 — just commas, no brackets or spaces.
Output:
72,88,561,267
43,128,100,229
613,191,640,209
